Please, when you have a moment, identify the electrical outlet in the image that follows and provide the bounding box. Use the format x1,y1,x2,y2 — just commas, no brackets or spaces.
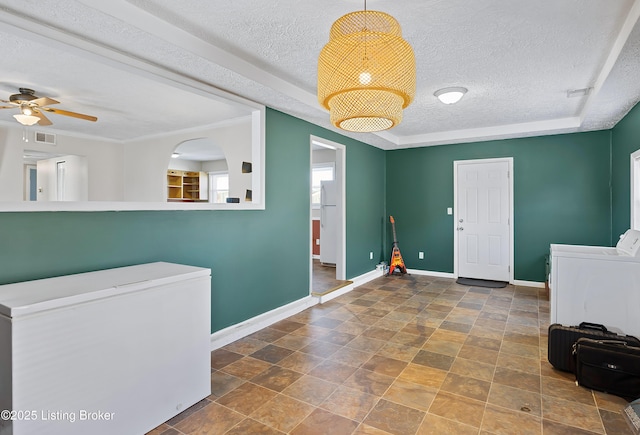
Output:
418,251,424,259
369,251,374,260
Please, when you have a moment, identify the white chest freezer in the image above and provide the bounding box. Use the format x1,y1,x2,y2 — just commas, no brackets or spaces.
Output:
550,230,640,337
0,262,211,435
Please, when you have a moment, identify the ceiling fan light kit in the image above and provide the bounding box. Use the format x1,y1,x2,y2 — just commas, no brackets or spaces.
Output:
317,7,416,133
13,114,40,126
1,88,97,127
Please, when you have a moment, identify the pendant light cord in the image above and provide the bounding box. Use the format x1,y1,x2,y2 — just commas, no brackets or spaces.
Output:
363,0,368,61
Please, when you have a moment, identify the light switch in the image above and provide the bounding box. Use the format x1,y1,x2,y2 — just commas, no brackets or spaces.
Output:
447,207,452,215
418,251,424,259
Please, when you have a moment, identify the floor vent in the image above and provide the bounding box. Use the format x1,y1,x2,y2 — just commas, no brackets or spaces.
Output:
35,131,56,145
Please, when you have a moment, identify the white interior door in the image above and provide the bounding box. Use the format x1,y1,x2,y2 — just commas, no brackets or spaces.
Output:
56,161,67,201
455,159,512,282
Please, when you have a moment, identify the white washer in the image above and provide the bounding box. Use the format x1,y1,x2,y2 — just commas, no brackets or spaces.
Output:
550,230,640,337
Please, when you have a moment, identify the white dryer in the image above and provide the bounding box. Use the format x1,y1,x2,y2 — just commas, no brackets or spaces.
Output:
550,229,640,337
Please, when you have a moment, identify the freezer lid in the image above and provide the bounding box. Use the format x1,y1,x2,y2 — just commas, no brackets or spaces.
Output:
0,262,211,318
616,229,640,256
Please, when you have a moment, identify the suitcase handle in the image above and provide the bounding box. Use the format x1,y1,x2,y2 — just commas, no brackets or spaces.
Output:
578,322,608,332
579,339,629,347
572,338,630,355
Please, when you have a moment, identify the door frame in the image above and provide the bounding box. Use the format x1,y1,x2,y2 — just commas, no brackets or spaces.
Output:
630,148,640,231
309,135,346,291
453,157,514,283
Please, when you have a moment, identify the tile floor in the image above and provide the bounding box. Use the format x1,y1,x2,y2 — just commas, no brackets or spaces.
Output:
147,274,632,435
312,259,351,295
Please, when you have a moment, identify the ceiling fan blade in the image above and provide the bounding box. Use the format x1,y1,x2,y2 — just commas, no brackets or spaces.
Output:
31,97,60,107
42,107,97,122
0,105,16,109
33,111,52,126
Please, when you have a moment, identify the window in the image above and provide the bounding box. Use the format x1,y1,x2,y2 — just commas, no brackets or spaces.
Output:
311,164,335,207
209,172,229,204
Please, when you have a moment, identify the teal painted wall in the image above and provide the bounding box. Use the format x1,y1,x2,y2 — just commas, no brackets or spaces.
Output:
265,110,387,278
0,108,385,333
611,102,640,238
386,131,612,282
3,101,637,332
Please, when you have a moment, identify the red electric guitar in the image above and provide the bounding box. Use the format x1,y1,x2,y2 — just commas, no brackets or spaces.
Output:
387,216,407,276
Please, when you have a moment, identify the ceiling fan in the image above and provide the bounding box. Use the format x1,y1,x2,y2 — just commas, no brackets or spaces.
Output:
0,88,97,126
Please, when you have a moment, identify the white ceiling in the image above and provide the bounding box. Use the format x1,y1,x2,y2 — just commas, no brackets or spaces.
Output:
0,0,639,150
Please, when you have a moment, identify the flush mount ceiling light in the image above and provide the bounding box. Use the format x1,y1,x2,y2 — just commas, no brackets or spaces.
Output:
13,113,40,126
317,3,416,133
434,87,467,104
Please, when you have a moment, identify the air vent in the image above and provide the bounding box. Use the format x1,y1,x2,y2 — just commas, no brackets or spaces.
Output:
567,87,592,98
35,132,56,145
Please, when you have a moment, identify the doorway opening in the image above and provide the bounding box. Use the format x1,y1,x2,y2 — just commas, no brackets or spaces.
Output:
310,136,348,295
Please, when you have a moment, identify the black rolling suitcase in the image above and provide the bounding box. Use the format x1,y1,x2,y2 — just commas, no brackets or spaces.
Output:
574,338,640,401
548,322,640,373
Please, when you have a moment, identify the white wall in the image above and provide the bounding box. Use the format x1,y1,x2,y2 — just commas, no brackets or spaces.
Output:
0,127,23,201
0,125,124,201
168,159,202,172
36,155,88,201
123,118,252,202
311,148,336,219
202,159,228,172
313,149,336,165
211,123,252,201
0,117,253,203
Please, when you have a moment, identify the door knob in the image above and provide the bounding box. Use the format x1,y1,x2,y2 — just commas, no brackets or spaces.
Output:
459,219,463,223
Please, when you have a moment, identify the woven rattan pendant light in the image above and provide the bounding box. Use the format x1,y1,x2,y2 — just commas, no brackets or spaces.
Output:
318,4,416,132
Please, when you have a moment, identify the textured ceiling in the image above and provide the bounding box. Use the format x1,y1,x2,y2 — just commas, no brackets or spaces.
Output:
0,0,639,149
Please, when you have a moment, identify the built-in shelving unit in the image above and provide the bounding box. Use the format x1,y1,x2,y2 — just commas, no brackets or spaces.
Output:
182,172,200,200
167,170,183,200
167,170,208,202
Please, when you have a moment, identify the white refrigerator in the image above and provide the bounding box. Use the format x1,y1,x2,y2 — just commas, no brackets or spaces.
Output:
320,180,337,265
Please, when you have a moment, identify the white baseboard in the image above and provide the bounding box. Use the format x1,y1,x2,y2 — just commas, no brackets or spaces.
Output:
407,269,456,279
316,268,383,303
316,283,354,303
209,270,548,351
512,279,546,288
352,268,384,286
213,267,517,351
210,296,317,350
210,269,386,349
407,269,544,289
